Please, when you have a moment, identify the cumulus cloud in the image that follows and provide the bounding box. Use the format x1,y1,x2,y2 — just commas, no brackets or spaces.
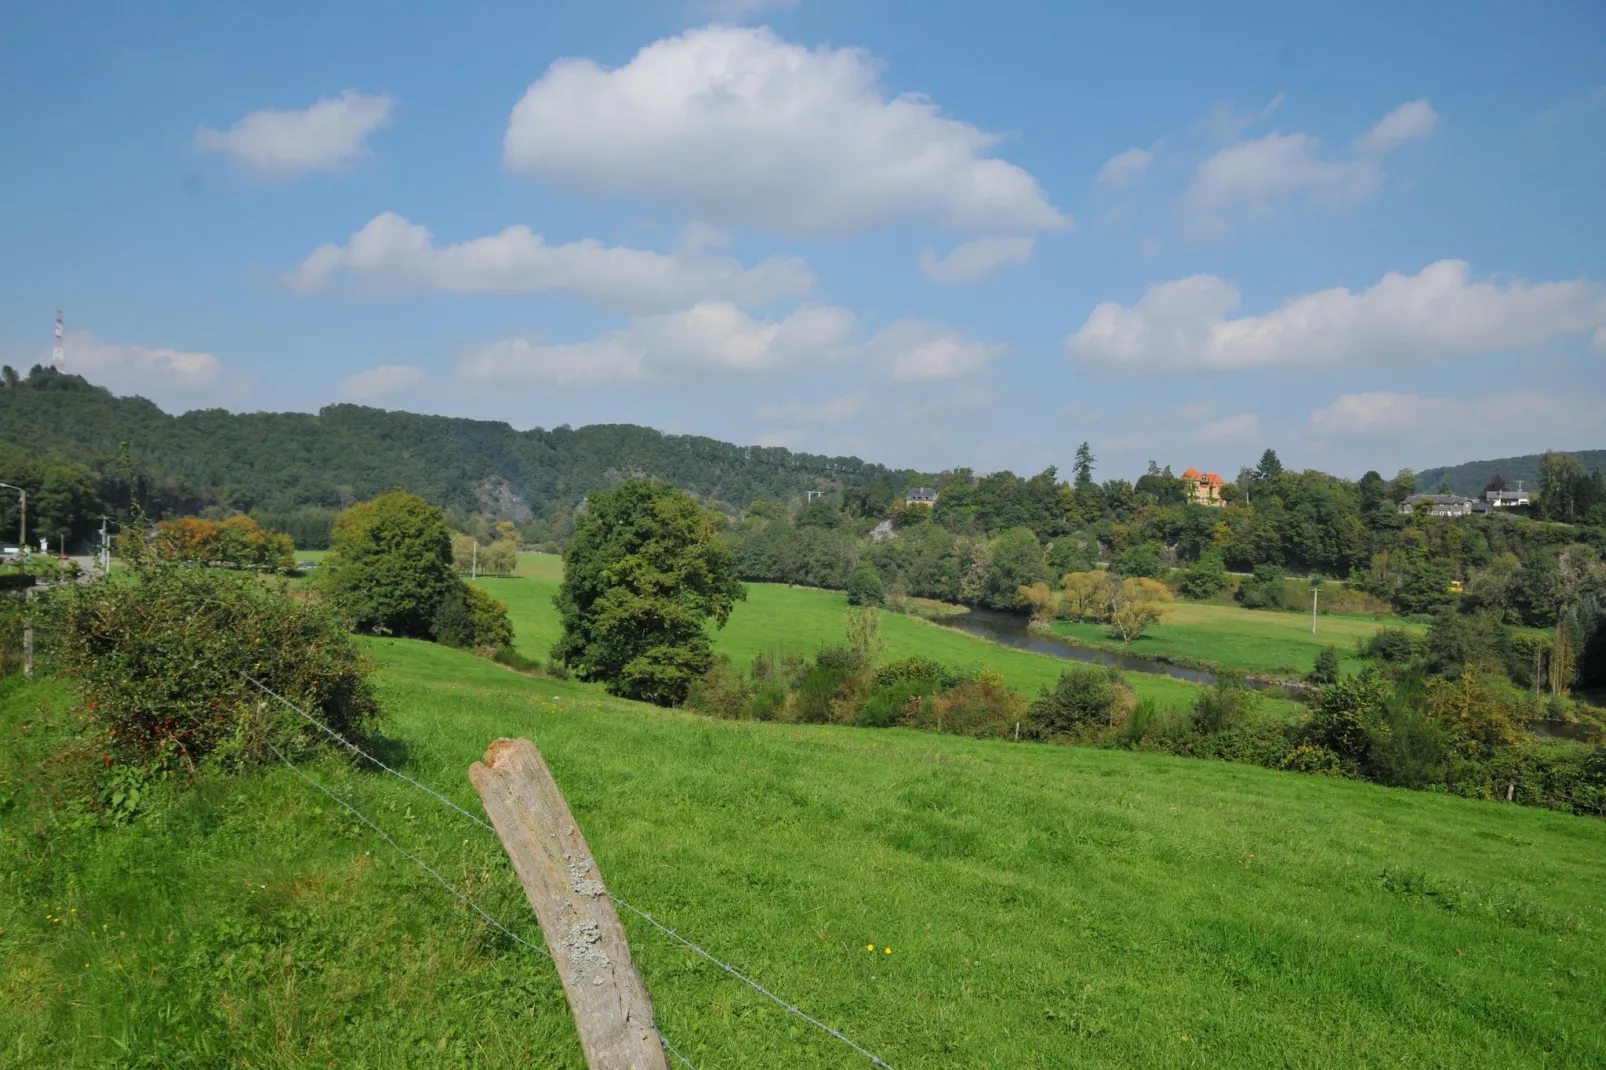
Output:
342,364,425,401
289,212,812,314
1353,99,1439,154
755,391,867,423
917,236,1035,285
1198,413,1263,443
1182,98,1435,235
63,330,220,386
867,320,1007,381
458,301,1001,389
502,25,1066,237
458,303,855,386
1067,259,1606,370
196,91,393,179
1095,147,1154,189
1308,391,1602,457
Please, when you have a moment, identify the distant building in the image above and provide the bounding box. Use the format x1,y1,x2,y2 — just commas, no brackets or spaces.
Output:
1181,467,1225,507
1400,493,1476,517
904,487,938,506
1486,489,1530,507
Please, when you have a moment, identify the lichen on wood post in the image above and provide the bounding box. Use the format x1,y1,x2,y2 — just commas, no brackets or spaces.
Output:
469,738,668,1070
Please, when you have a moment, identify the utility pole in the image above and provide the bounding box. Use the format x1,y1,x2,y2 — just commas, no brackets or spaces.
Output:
472,540,478,581
100,516,111,575
1311,584,1319,634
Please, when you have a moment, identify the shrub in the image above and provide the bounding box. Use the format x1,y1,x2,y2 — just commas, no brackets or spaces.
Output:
432,583,514,649
874,656,963,690
793,665,852,724
1190,675,1260,735
1366,702,1457,788
859,678,943,727
846,562,885,606
1111,542,1162,579
908,668,1025,738
1177,554,1229,600
491,645,544,673
1306,645,1341,685
1308,667,1392,765
1279,744,1343,776
1361,627,1421,663
1236,564,1287,610
1028,665,1129,739
685,656,753,719
47,548,379,772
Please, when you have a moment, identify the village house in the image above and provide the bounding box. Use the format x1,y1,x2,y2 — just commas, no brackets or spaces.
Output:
1486,488,1530,507
1399,493,1477,517
904,487,938,506
1181,468,1225,507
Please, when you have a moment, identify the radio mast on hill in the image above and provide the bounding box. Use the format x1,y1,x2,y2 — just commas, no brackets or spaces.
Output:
51,311,65,370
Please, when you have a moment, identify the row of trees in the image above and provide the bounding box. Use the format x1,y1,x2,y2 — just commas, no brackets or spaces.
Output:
152,515,295,572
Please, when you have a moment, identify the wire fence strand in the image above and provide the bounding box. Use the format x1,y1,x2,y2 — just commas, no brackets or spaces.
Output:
246,671,897,1070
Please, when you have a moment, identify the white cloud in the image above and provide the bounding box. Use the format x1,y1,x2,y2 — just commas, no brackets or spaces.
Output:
868,320,1007,381
1309,391,1602,448
63,330,220,386
458,302,855,387
289,212,812,314
1184,132,1378,234
1192,95,1283,143
342,364,425,401
1354,98,1439,154
1067,259,1606,370
196,91,393,180
1182,98,1436,235
502,25,1066,237
1095,147,1154,189
917,236,1034,285
755,429,807,448
755,391,867,423
1198,413,1263,443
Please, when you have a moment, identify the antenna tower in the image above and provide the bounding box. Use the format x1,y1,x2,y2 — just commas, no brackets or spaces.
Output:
51,311,65,370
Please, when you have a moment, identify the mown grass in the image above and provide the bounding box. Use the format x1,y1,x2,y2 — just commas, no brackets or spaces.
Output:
1051,602,1426,678
4,643,1605,1068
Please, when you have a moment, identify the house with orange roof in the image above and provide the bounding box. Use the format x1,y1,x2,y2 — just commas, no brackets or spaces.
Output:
1181,467,1225,507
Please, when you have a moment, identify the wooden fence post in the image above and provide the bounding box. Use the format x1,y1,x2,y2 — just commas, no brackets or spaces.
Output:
470,738,668,1070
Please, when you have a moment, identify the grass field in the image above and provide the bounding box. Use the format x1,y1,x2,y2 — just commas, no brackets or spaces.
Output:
474,557,1238,712
4,640,1604,1067
1051,602,1426,678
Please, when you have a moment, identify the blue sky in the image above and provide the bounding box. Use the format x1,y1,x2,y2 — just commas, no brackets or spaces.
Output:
2,0,1602,481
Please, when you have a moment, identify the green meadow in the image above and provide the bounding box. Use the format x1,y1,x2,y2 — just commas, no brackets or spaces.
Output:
4,636,1604,1067
1051,601,1427,678
474,555,1264,714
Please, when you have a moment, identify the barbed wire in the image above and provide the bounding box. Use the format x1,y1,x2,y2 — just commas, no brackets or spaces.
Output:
610,896,894,1068
263,737,701,1069
245,672,897,1070
261,739,548,959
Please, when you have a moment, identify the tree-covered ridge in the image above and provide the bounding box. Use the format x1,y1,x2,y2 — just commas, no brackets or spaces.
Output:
0,367,884,535
1417,450,1606,497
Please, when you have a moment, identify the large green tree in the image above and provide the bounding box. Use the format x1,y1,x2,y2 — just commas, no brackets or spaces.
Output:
322,491,458,637
553,479,745,705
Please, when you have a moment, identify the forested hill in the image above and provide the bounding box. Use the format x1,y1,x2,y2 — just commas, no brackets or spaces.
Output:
1417,451,1606,496
0,368,882,521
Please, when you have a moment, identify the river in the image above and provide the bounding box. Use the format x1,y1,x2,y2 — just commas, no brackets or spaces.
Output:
936,609,1308,699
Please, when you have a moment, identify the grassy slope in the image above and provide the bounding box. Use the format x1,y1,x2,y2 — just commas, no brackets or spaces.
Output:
4,646,1604,1068
1051,603,1425,678
475,556,1236,712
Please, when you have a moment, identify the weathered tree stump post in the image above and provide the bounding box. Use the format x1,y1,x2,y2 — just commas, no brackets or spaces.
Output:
469,738,668,1070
